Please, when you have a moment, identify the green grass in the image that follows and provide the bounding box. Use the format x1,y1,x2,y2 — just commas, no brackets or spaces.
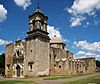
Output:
0,80,36,84
63,75,100,84
44,73,96,80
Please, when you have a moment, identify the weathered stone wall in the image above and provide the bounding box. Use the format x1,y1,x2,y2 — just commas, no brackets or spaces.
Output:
37,37,50,76
67,51,73,60
50,47,69,75
75,58,96,74
50,48,96,75
5,40,96,78
5,43,14,77
82,58,96,73
12,40,25,78
25,37,50,77
25,39,37,77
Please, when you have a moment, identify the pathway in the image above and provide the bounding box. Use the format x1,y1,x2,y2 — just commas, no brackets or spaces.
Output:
37,73,100,84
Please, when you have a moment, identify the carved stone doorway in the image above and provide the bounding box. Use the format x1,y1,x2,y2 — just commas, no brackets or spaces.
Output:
16,65,21,77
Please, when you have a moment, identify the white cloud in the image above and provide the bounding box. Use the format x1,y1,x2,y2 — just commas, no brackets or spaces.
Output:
67,0,100,27
74,40,100,52
0,39,12,45
74,40,100,59
14,0,31,10
94,20,99,25
75,51,100,59
76,51,86,56
47,25,62,39
70,17,86,27
47,25,68,42
76,51,95,57
0,4,7,22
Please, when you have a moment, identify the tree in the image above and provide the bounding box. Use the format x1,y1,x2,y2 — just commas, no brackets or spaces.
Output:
0,53,5,76
96,60,100,67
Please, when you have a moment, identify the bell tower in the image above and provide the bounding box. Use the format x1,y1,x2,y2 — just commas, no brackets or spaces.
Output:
25,6,50,77
29,6,48,32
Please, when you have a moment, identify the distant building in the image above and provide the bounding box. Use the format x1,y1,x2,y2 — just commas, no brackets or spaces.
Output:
5,6,96,78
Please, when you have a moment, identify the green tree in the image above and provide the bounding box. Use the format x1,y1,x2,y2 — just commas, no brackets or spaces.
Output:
96,60,100,67
0,53,5,76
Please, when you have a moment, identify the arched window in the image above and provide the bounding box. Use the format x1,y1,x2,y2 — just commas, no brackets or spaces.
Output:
33,20,36,30
40,21,44,30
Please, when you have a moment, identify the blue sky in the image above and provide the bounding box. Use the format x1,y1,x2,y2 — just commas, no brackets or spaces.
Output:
0,0,100,60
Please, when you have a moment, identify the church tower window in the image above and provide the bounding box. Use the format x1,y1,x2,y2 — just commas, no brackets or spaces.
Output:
28,64,33,71
28,62,34,71
30,64,32,70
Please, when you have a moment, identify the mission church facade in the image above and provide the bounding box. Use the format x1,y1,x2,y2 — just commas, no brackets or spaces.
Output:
5,7,96,78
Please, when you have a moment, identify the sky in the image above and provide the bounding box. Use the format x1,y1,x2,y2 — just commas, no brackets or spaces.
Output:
0,0,100,60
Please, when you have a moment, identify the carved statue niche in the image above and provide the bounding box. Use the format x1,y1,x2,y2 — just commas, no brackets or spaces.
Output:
29,18,34,31
36,21,41,29
29,24,33,31
34,16,43,30
13,42,24,59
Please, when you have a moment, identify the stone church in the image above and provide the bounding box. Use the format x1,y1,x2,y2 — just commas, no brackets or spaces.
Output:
5,6,96,78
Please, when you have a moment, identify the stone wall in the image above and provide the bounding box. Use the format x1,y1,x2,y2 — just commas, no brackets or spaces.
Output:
25,37,50,77
50,47,69,75
75,58,96,74
81,58,96,73
5,43,14,77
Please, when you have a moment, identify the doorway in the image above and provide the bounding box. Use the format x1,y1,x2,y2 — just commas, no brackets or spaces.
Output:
16,65,21,77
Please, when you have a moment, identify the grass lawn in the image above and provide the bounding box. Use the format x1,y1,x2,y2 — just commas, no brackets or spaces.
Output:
63,75,100,84
0,80,36,84
44,73,96,80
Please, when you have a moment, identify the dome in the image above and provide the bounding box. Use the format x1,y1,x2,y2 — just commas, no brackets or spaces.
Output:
50,35,64,44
